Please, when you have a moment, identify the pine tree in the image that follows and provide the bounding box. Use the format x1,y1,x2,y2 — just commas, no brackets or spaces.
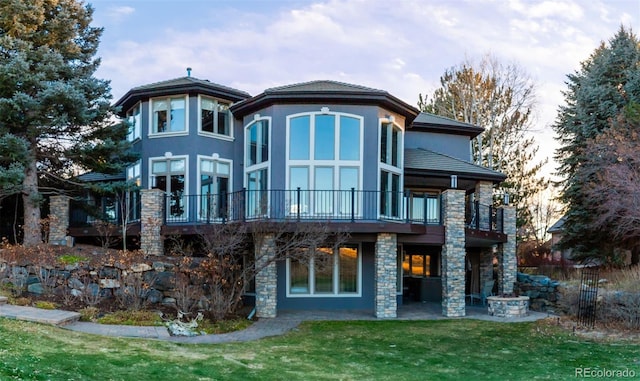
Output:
419,54,547,244
0,0,137,246
553,26,640,263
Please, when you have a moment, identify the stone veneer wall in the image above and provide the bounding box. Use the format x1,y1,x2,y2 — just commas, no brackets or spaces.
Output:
375,233,397,318
255,234,277,318
140,189,165,256
48,195,70,244
441,189,466,317
475,181,493,231
498,206,517,294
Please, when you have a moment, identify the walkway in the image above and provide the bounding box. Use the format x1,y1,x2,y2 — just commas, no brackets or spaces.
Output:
0,296,552,344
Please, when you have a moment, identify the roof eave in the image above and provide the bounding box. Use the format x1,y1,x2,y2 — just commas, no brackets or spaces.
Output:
410,122,484,138
230,91,419,123
404,168,506,184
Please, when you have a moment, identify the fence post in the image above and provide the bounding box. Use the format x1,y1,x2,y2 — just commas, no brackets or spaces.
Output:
242,188,247,222
351,188,355,222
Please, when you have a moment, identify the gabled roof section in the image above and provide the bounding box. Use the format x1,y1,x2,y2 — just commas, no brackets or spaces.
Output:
411,112,484,138
547,216,567,233
114,76,251,115
404,148,506,183
76,171,126,182
230,80,420,123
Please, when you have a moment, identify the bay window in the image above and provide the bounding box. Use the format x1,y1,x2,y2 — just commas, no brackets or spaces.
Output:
151,156,187,219
245,118,270,218
199,157,231,220
286,112,363,218
126,103,141,141
379,121,403,219
151,96,187,134
200,96,231,137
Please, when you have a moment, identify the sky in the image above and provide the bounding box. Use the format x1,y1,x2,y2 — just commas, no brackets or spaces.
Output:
88,0,638,179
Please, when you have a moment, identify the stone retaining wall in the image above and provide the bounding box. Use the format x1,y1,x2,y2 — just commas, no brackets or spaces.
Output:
515,272,560,311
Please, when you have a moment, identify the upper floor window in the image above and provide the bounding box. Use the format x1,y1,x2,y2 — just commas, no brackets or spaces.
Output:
380,122,401,167
289,113,361,161
126,103,141,141
151,96,187,134
200,96,231,138
246,119,269,166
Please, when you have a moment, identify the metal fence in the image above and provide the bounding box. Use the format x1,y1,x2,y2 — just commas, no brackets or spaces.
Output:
163,189,443,226
465,200,504,232
577,267,599,328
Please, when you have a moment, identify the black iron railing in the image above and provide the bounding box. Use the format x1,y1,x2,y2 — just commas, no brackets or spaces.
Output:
465,200,504,233
163,189,443,226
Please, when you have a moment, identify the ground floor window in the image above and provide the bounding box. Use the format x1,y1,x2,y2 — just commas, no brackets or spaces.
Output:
287,245,360,296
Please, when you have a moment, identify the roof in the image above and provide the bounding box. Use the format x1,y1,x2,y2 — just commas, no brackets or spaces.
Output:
76,172,126,182
547,216,567,233
230,80,420,123
114,76,250,115
404,148,506,182
411,112,484,138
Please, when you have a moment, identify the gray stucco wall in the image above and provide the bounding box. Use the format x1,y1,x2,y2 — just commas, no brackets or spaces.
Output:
405,131,471,161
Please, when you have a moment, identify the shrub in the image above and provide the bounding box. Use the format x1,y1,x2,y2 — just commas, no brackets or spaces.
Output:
34,301,57,310
97,310,163,326
78,307,100,322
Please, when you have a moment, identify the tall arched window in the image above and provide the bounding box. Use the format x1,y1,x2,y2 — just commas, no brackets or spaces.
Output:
286,111,363,218
244,117,270,218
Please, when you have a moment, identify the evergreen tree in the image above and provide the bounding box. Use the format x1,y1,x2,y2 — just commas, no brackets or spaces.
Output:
419,54,547,244
0,0,137,246
553,26,640,263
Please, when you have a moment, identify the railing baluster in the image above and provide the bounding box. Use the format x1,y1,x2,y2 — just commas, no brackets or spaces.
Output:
350,187,355,222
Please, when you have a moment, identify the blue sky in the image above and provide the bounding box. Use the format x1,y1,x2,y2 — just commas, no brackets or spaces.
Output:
88,0,638,177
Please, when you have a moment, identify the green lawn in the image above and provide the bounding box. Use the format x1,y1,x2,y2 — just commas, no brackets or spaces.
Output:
0,318,638,380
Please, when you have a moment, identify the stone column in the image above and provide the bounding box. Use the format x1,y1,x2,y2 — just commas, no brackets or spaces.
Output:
140,189,165,256
474,181,493,230
255,234,277,318
498,206,517,295
441,189,466,317
375,233,397,318
48,195,70,244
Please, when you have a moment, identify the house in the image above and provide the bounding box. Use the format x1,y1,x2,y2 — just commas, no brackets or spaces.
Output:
49,74,516,319
547,216,572,263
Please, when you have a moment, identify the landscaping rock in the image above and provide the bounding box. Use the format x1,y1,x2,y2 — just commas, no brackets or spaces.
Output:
146,289,164,304
131,263,152,273
27,282,44,294
100,278,121,289
148,271,174,291
99,267,118,278
68,277,84,290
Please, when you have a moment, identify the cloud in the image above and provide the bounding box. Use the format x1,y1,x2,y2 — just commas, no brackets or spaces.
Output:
106,6,135,21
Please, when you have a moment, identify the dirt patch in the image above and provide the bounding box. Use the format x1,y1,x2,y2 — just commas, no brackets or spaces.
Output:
552,315,640,342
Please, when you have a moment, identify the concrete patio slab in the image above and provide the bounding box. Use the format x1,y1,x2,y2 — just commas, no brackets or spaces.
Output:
0,304,80,326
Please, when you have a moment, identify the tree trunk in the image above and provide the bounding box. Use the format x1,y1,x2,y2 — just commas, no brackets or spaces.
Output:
631,247,640,266
22,159,41,246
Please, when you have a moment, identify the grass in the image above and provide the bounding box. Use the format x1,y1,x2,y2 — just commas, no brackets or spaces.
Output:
96,310,164,326
0,318,638,380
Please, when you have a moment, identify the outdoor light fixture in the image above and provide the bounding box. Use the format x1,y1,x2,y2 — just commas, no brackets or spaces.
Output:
503,192,510,205
450,175,458,189
321,106,330,114
164,151,173,158
211,153,220,160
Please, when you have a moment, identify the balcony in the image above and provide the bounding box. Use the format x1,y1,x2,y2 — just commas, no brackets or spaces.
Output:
163,189,443,226
465,200,504,233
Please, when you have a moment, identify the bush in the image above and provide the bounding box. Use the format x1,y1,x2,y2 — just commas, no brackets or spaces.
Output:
34,301,57,310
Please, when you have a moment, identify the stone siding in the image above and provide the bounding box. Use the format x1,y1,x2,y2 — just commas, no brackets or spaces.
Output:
498,206,517,294
441,189,466,317
255,234,277,318
140,189,165,256
48,195,70,244
375,233,397,318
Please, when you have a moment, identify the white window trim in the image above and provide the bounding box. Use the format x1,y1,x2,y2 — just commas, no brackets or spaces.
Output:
243,116,272,187
285,111,364,217
197,95,234,141
148,154,189,221
378,118,404,220
148,95,189,138
126,102,142,142
285,244,362,298
196,154,233,221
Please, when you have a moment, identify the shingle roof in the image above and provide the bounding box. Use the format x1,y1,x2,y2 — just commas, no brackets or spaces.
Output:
114,76,250,115
411,112,484,138
130,76,250,97
404,148,506,182
231,80,419,122
264,80,386,94
547,216,567,233
76,172,125,182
